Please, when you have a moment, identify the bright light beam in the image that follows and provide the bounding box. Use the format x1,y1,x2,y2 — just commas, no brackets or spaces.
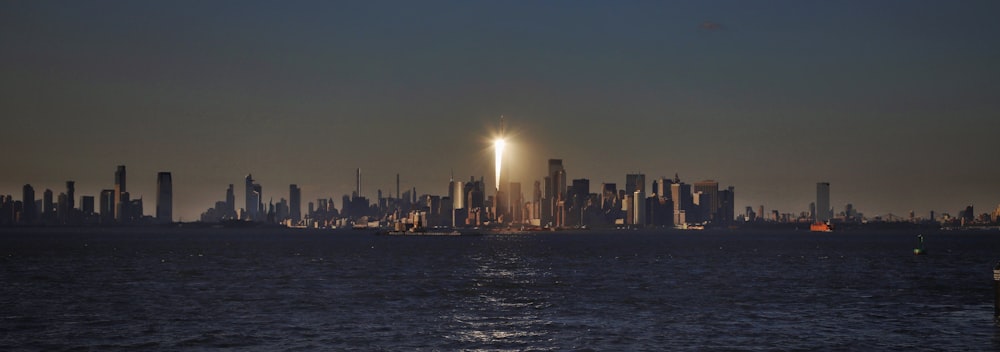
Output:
494,138,505,191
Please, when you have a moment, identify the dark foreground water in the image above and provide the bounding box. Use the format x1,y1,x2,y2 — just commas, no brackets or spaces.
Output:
2,228,1000,351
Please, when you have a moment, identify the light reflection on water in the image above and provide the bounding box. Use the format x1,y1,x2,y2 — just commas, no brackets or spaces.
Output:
447,250,556,350
2,229,1000,350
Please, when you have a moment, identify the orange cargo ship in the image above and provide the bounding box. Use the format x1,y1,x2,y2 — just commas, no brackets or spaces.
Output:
810,222,833,232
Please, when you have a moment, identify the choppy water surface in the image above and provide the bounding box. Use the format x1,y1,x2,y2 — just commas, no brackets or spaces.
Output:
3,228,1000,350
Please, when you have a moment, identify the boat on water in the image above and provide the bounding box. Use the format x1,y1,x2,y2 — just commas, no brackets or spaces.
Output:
810,222,833,232
913,234,927,255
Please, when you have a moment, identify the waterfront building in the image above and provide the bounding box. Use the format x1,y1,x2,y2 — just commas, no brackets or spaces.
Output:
128,197,143,222
509,182,523,224
245,174,261,221
66,181,75,211
289,184,301,223
225,184,235,217
156,172,172,223
100,189,114,224
817,182,831,222
647,195,673,227
114,165,126,221
718,186,735,224
81,196,94,216
21,184,35,225
57,192,69,224
42,189,53,223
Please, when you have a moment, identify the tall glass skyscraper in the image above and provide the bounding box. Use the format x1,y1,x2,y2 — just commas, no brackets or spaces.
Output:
245,174,260,221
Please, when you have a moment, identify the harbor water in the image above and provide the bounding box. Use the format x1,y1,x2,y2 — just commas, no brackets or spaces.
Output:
2,228,999,350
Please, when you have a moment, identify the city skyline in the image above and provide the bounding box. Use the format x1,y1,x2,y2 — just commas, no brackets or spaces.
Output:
2,1,999,221
1,157,993,225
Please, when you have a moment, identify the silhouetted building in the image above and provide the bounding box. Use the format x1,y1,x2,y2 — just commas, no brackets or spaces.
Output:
128,197,143,222
245,174,261,221
746,206,757,222
42,189,54,223
200,184,240,222
647,195,673,227
156,172,172,223
115,165,126,221
718,186,735,224
57,192,70,224
275,198,289,224
961,205,975,223
66,181,75,212
81,195,95,218
694,180,719,222
100,190,115,225
225,184,235,216
816,182,831,221
0,196,12,226
21,184,35,225
625,174,645,194
568,179,589,226
289,184,301,223
845,203,858,221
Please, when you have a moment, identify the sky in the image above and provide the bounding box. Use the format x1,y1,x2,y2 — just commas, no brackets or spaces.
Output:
2,0,999,222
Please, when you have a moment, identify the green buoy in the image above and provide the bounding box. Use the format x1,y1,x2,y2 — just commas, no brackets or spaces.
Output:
913,234,927,255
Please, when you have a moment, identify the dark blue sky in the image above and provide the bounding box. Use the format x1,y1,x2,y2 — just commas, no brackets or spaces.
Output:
2,1,999,221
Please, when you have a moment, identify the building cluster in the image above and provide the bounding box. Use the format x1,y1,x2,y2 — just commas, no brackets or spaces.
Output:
198,160,737,230
198,175,307,226
735,182,1000,228
496,159,738,229
0,165,173,226
739,182,850,224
